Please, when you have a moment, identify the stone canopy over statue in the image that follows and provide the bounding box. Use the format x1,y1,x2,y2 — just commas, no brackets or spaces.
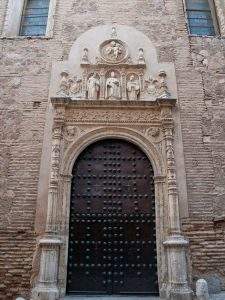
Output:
55,26,175,101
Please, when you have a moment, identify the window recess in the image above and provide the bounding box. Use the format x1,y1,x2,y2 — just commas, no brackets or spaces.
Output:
186,0,218,36
19,0,50,36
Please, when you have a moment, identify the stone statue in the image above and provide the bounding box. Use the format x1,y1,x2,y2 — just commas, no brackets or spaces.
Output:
111,26,117,38
87,73,100,100
58,71,70,96
82,48,89,63
70,76,82,96
105,72,121,100
138,48,145,64
157,70,170,98
196,279,210,300
105,41,123,60
127,75,140,101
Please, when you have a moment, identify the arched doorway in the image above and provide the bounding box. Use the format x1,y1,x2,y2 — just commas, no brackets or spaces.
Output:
67,139,158,295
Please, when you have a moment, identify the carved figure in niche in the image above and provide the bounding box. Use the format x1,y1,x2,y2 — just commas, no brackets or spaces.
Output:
138,48,145,64
58,71,70,96
105,41,123,60
82,48,89,63
105,72,121,100
70,76,82,96
126,75,140,101
157,70,170,98
196,279,210,300
87,73,100,100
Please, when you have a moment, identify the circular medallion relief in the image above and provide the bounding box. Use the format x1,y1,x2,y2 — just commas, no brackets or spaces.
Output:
99,39,128,64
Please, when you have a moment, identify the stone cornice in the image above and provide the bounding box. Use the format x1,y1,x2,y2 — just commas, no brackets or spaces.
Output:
51,97,177,109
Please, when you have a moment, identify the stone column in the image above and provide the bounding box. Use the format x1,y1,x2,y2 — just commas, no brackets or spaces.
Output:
32,105,65,300
99,68,105,100
121,68,127,100
162,109,193,300
82,69,88,99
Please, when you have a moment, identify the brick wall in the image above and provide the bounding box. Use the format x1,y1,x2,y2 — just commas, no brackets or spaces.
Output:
0,0,225,298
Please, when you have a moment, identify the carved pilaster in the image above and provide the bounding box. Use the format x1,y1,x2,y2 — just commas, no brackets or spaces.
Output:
99,68,105,100
32,107,65,300
162,111,193,300
121,68,127,99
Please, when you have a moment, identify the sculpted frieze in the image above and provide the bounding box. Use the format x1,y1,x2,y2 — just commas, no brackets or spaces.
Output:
65,108,161,124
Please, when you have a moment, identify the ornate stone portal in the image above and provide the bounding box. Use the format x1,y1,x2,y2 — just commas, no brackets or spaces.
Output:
32,25,193,300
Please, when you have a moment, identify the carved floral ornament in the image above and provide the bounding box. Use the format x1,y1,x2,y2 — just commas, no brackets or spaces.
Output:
57,27,173,102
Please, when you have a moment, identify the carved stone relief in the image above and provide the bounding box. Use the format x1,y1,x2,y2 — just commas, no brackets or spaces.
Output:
65,108,161,123
145,70,170,99
54,26,175,101
100,39,127,64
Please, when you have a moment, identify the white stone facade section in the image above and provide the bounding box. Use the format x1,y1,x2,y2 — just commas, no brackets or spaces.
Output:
50,25,178,101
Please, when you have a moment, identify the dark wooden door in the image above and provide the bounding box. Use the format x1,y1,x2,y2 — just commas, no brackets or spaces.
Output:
67,139,158,295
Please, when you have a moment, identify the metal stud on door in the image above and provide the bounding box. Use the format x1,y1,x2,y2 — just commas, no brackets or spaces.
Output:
67,139,158,295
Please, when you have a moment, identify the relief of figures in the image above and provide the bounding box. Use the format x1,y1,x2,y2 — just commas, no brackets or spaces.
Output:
105,72,121,100
100,39,127,63
87,73,100,100
145,71,170,99
106,41,123,60
58,72,82,98
70,76,82,96
58,71,70,96
126,75,140,101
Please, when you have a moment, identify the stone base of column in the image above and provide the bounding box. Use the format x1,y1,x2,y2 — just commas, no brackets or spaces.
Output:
169,287,193,300
32,285,59,300
164,235,193,300
31,237,62,300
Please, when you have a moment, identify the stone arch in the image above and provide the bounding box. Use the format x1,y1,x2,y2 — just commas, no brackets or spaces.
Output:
59,127,167,297
61,127,166,177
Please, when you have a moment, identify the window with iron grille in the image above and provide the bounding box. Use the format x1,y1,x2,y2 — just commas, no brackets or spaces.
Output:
186,0,218,36
20,0,50,36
